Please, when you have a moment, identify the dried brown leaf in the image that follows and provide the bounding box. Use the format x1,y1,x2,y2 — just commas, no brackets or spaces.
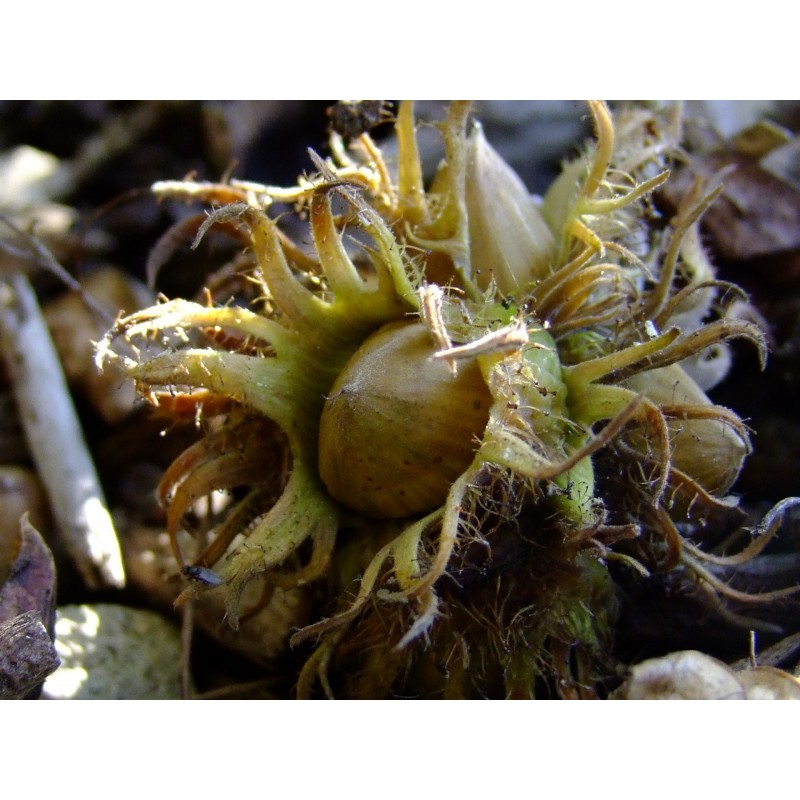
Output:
661,153,800,259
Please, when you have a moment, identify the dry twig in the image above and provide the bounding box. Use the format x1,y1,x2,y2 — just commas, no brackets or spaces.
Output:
0,271,125,589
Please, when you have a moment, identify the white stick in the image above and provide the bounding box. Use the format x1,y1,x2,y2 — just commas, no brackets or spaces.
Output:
0,272,125,589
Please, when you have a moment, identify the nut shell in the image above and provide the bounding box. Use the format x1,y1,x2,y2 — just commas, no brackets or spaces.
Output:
319,321,492,518
623,363,748,495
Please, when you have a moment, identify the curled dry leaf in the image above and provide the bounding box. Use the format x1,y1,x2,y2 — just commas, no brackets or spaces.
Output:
0,515,59,698
0,466,50,589
0,514,57,636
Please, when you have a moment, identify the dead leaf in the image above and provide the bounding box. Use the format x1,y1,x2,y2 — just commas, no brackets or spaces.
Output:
0,514,57,637
0,515,59,698
661,153,800,260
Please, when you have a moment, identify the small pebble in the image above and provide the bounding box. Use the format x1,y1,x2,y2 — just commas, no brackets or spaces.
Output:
42,604,185,699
